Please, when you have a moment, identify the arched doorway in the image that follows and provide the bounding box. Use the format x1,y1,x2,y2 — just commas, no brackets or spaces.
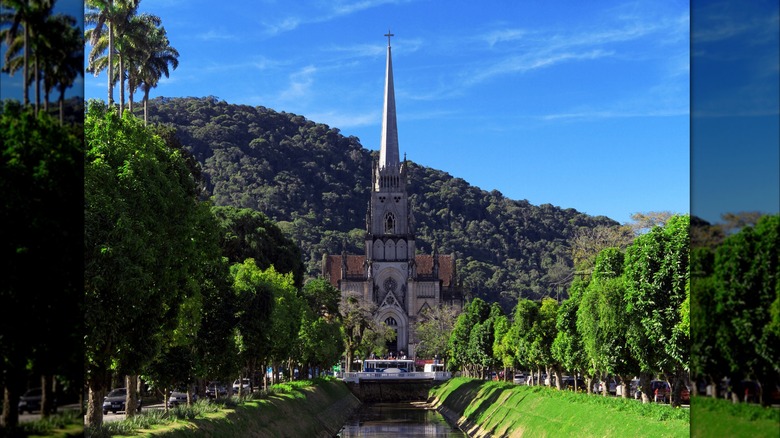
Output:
385,316,398,354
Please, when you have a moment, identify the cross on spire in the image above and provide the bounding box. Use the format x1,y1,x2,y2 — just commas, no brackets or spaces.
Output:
384,29,394,47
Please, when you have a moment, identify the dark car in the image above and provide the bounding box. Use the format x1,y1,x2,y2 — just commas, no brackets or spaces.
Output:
205,382,228,399
650,380,670,403
18,388,56,414
102,387,142,415
561,376,587,391
167,390,198,408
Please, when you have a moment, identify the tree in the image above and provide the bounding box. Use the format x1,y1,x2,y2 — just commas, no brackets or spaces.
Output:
509,299,541,383
447,298,489,376
130,19,178,124
37,13,82,124
576,248,638,396
624,214,689,405
1,103,83,427
230,259,276,394
85,0,140,111
1,0,54,111
339,296,377,372
84,100,209,426
213,206,305,288
713,214,779,405
551,279,589,392
412,304,458,364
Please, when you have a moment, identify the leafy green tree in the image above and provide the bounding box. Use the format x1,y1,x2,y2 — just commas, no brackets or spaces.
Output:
84,100,207,426
412,304,458,364
265,267,302,384
447,298,489,376
1,103,83,426
576,248,638,396
713,214,778,405
300,277,341,319
509,299,541,383
230,259,276,394
624,214,689,405
535,298,560,387
551,279,589,391
213,206,305,288
339,296,374,372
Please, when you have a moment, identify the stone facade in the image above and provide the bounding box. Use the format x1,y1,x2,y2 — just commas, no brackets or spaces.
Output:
322,34,462,358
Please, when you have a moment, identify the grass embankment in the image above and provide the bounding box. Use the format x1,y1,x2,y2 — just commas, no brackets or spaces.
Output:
83,377,360,438
690,396,779,438
429,377,690,438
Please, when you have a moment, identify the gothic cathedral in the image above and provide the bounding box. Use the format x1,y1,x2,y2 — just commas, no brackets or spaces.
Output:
322,33,463,358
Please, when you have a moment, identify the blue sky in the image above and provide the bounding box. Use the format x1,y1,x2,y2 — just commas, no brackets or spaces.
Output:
691,0,780,225
3,0,696,224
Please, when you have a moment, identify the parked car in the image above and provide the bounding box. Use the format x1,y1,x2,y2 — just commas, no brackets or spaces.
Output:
18,387,56,414
650,380,670,403
205,381,228,399
680,385,690,404
513,374,526,385
561,376,586,391
167,390,198,408
232,378,251,392
102,387,142,415
736,380,761,403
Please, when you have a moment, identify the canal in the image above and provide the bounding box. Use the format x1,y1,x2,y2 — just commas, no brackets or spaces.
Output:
337,401,467,437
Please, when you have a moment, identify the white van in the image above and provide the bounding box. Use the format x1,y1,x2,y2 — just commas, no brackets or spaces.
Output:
424,363,445,373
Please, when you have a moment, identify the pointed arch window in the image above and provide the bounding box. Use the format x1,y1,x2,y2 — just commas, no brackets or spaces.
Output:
384,213,395,234
385,317,397,326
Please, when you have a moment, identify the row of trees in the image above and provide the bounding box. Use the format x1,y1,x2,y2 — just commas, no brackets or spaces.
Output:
0,100,83,429
691,214,779,406
443,215,691,406
1,0,83,123
85,0,179,123
83,101,350,429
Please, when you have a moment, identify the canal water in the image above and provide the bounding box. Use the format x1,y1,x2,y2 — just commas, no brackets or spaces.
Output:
337,401,467,437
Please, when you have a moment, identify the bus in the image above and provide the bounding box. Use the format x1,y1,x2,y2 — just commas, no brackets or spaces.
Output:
362,359,416,373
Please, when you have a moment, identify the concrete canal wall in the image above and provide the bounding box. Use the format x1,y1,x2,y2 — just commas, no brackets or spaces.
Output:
345,380,438,402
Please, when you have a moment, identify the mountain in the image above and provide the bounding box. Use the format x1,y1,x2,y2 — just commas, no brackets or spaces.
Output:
144,96,618,311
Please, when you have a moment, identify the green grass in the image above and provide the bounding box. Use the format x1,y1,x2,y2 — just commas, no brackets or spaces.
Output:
79,376,356,437
691,396,780,438
0,409,83,438
429,377,690,438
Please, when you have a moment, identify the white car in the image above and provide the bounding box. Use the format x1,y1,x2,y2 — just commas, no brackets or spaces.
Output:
167,390,197,408
232,378,250,392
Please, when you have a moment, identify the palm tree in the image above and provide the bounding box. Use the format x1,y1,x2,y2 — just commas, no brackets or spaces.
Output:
135,23,179,125
1,0,53,109
39,13,83,124
85,0,139,112
122,12,162,115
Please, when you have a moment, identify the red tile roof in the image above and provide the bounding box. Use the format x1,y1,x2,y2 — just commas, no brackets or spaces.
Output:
323,254,455,288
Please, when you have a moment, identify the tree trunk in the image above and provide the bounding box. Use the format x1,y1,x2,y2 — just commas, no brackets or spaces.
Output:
585,376,593,395
143,89,150,125
554,368,563,390
125,375,138,418
41,374,54,418
85,377,106,427
619,375,631,399
2,384,21,428
639,371,653,404
108,24,114,106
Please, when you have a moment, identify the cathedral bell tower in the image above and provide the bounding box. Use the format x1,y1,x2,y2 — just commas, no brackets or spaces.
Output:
364,31,416,354
323,31,461,359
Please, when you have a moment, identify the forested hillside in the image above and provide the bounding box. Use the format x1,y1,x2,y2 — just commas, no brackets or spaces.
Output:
144,96,618,310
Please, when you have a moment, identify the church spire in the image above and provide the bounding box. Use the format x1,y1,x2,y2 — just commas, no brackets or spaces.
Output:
379,30,399,170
